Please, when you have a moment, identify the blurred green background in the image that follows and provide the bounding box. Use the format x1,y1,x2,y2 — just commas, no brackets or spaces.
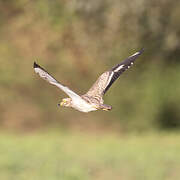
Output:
0,0,180,179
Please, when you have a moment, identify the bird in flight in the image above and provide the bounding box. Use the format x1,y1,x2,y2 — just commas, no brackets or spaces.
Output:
33,49,143,112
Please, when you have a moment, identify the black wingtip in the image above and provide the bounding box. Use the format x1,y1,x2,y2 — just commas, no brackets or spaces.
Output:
139,48,144,54
33,61,40,68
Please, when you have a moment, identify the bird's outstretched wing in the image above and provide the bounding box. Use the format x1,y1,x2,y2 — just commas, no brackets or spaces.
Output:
85,49,144,99
33,62,81,100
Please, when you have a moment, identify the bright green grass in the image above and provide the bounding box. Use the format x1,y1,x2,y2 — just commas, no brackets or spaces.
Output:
0,132,180,180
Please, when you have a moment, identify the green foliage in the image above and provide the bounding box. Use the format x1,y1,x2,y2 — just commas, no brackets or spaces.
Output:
0,0,180,131
0,132,180,180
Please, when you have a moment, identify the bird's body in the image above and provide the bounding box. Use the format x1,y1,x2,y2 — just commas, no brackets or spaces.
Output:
62,97,98,112
33,49,144,112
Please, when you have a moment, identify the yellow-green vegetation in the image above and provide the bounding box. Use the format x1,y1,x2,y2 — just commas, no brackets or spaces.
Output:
0,132,180,180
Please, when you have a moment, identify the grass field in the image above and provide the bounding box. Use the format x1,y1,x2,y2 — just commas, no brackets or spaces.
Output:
0,131,180,180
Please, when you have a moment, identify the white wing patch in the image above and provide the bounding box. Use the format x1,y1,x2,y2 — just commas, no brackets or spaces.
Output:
114,64,124,72
106,71,114,87
130,51,139,57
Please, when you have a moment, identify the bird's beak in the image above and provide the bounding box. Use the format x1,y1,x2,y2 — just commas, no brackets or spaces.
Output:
59,99,67,106
60,102,64,106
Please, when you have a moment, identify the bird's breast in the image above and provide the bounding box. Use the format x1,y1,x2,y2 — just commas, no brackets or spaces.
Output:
71,99,97,112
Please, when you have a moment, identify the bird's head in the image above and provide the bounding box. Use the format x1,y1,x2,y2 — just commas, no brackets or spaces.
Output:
58,98,72,107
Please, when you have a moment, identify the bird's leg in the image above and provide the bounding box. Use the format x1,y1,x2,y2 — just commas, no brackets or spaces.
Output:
100,104,112,111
